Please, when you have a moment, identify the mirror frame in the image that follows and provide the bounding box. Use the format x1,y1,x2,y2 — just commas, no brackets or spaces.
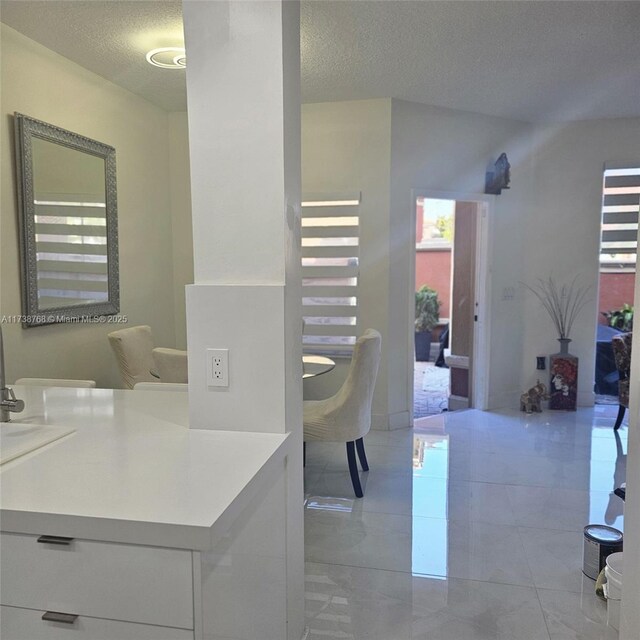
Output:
14,113,119,327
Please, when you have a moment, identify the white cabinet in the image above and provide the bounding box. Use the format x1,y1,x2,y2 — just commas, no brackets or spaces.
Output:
0,389,295,640
0,534,194,639
0,606,193,640
0,468,290,640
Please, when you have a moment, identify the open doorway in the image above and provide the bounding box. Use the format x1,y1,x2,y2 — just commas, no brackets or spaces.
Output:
414,198,453,417
594,167,639,410
412,193,491,418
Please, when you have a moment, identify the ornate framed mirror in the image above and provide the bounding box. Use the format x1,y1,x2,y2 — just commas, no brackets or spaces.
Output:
14,113,119,327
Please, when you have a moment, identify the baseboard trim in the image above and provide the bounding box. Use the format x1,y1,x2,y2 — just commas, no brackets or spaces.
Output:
486,391,521,411
578,390,595,407
372,410,412,431
448,394,469,411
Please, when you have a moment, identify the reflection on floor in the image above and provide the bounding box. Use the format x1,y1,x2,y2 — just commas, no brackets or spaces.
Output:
303,405,627,639
414,361,449,418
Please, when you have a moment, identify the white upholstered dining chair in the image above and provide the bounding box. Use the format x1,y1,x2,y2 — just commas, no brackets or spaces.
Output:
107,325,156,389
303,328,382,498
152,348,188,384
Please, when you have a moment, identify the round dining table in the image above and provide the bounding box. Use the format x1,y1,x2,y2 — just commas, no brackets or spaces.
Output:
302,355,335,379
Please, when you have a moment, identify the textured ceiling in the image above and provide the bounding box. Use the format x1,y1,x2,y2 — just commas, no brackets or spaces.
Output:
301,0,640,122
1,0,187,112
2,1,640,122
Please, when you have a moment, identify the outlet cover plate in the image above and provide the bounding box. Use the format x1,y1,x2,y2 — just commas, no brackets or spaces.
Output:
206,348,229,387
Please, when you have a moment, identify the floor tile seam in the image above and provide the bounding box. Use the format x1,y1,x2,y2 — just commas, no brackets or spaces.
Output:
304,463,329,472
363,442,414,451
320,504,513,526
338,506,593,533
447,477,593,491
305,510,587,534
515,522,585,535
441,478,597,491
304,559,545,591
533,583,555,640
303,463,329,494
363,443,415,451
318,469,414,478
452,450,610,464
513,523,541,595
503,487,594,534
534,585,596,597
304,461,329,475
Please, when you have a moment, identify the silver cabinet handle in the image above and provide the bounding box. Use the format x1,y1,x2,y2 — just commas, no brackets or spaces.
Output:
37,535,74,545
42,611,78,624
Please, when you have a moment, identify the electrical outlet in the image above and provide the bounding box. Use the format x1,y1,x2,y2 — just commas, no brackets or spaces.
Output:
206,349,229,387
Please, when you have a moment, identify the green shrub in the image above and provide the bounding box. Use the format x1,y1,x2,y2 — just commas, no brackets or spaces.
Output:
602,303,634,332
415,285,441,332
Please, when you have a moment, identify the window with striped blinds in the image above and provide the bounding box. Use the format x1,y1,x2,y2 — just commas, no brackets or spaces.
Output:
34,192,110,309
600,168,640,273
301,194,360,355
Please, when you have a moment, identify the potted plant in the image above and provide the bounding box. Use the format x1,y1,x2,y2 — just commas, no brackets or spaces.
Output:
415,285,441,361
602,303,634,332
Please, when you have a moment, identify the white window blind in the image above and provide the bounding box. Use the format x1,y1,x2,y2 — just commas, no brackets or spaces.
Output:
600,168,640,273
301,193,360,354
34,192,110,309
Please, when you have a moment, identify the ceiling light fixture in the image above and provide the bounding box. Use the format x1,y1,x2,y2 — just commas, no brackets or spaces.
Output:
146,47,186,69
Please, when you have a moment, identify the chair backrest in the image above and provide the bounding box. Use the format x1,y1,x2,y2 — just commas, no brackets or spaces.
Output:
108,325,155,389
15,378,96,388
152,348,188,383
333,328,382,439
612,332,633,380
133,382,188,392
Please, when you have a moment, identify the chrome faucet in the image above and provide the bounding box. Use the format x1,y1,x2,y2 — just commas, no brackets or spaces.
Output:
0,325,24,422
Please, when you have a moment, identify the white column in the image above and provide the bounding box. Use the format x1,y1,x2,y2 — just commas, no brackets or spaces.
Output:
183,2,303,638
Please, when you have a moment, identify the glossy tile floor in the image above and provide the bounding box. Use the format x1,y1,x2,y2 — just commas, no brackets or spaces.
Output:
303,405,627,639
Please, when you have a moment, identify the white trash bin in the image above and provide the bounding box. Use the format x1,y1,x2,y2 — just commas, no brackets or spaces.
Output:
604,551,624,630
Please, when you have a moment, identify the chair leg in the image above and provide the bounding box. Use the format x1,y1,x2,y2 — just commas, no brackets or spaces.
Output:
355,437,369,471
346,441,364,498
614,405,626,430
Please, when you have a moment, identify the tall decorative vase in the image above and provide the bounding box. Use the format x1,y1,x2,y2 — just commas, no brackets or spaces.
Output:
549,338,578,411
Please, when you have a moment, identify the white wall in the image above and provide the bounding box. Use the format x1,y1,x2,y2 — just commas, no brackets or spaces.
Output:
168,112,193,350
390,99,536,412
522,118,640,639
304,98,640,423
521,118,640,402
302,99,394,427
302,98,536,424
0,25,190,388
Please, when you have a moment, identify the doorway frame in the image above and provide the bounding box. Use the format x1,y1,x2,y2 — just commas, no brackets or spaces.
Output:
409,189,495,415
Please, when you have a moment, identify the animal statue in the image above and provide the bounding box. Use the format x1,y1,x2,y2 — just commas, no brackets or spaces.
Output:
485,152,511,195
520,380,549,414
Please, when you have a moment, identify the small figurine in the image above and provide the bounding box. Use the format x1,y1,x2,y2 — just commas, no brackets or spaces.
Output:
520,380,549,414
485,152,511,195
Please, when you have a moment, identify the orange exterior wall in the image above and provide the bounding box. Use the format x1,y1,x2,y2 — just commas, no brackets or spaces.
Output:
416,249,452,319
598,272,635,324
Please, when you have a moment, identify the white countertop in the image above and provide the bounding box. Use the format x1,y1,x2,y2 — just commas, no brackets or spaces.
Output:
0,386,289,550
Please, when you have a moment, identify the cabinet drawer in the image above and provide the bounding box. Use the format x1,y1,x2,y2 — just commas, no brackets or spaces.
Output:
0,606,193,640
0,533,193,629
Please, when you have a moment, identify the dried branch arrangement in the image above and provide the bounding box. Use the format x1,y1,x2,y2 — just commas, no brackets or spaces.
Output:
522,276,592,339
